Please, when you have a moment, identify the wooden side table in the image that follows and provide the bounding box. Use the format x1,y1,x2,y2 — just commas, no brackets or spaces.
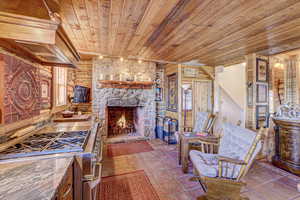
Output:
179,133,219,173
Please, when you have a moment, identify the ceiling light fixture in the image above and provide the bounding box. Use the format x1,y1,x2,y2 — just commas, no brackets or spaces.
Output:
120,57,124,62
98,55,103,59
138,59,142,64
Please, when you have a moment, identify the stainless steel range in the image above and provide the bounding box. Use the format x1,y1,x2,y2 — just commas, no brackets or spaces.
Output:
0,130,91,160
0,120,104,200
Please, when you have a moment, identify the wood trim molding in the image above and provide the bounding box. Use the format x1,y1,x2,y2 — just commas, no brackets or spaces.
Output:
0,11,58,44
98,80,155,89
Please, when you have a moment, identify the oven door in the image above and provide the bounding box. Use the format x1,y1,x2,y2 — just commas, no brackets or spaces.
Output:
83,163,102,200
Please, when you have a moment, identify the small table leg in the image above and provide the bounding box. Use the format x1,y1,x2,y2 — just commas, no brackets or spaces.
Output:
178,137,182,165
181,138,189,173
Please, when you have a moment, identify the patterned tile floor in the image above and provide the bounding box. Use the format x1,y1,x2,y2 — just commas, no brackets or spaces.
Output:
102,139,300,200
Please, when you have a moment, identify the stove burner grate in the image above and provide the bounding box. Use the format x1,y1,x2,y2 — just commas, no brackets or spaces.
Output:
0,130,90,160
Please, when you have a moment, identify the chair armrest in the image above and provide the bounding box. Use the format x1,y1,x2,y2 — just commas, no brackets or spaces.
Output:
217,156,247,165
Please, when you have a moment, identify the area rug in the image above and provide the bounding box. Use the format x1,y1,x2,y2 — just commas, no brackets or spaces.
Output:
100,170,160,200
107,141,153,157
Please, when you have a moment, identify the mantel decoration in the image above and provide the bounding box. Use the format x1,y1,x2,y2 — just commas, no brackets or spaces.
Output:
98,80,154,89
275,102,300,119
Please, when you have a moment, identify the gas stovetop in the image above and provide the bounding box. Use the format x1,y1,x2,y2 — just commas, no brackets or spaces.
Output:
0,130,90,160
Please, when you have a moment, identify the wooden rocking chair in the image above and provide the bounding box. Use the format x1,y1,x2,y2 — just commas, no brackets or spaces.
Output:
190,123,262,200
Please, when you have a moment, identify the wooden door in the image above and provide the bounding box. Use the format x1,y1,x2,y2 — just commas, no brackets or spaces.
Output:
192,80,213,126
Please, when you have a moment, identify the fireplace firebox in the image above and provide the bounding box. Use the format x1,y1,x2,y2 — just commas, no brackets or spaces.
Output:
107,106,144,138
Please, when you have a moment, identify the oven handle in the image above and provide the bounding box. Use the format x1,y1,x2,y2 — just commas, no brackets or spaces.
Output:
83,162,102,182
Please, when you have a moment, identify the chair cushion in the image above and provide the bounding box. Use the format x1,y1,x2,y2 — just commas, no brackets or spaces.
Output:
219,123,258,161
193,112,209,133
189,150,218,178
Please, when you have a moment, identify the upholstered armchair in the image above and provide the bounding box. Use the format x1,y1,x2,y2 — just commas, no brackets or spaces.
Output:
190,123,262,200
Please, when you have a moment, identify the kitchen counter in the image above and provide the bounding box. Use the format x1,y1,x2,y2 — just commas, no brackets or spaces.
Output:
0,156,73,200
37,120,93,134
53,114,92,122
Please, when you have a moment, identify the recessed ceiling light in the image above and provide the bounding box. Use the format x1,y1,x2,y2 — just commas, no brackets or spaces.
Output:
138,59,142,64
98,55,103,59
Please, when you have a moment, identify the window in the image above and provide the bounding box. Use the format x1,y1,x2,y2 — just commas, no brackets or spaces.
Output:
54,67,67,106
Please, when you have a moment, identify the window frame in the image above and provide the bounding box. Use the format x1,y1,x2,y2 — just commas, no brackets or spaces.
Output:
53,67,68,107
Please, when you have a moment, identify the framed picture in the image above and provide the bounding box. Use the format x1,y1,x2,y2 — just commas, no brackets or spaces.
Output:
183,67,197,78
182,88,192,111
256,84,268,103
167,73,178,112
256,105,268,129
247,82,253,106
155,88,163,101
256,58,268,82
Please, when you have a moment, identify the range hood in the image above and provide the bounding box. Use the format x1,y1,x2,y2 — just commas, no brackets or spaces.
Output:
0,0,80,67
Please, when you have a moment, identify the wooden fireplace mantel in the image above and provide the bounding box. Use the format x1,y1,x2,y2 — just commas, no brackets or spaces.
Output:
98,80,154,89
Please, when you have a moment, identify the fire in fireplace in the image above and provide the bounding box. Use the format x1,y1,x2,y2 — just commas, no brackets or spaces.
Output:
107,107,137,137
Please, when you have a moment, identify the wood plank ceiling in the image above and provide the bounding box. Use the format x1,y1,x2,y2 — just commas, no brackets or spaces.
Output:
60,0,300,66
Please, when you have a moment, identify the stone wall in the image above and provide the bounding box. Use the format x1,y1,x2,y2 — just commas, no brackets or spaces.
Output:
92,58,156,138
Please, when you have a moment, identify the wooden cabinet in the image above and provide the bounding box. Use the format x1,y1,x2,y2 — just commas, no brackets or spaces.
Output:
273,118,300,175
83,164,102,200
53,164,74,200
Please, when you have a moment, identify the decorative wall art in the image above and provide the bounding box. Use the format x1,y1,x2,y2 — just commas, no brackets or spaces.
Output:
155,88,163,101
40,73,51,109
1,53,41,124
256,105,268,129
256,58,269,82
247,82,253,106
256,84,268,103
167,73,178,112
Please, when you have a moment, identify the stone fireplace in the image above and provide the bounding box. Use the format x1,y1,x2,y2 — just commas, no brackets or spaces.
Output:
106,106,145,138
92,58,156,139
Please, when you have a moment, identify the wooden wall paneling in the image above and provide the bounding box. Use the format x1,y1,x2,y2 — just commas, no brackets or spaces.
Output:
97,0,110,54
166,1,300,65
60,0,88,51
108,0,124,55
160,1,300,62
75,60,92,89
140,0,208,58
0,57,4,124
115,0,150,56
149,0,235,59
71,0,97,52
58,0,300,66
178,64,182,131
125,0,181,57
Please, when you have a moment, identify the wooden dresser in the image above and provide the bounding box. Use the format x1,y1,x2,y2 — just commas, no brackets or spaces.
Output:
273,118,300,175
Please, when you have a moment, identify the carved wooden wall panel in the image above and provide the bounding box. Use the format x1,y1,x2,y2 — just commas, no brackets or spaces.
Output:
40,67,52,110
1,53,41,124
